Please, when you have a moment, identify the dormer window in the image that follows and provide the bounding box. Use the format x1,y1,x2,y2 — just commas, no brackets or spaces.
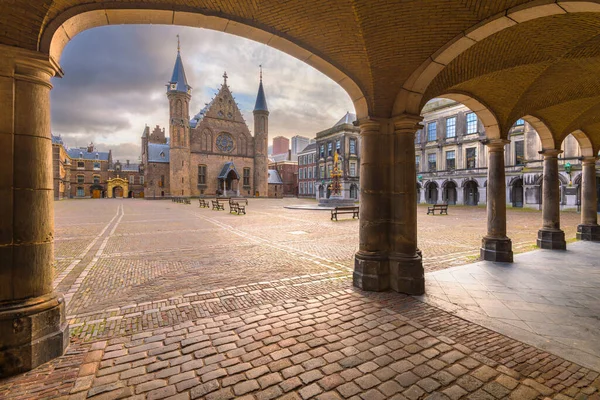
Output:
170,84,177,90
160,152,165,159
218,111,224,118
95,153,99,160
79,152,83,159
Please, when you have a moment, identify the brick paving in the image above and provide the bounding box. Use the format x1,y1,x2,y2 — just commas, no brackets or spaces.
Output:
0,198,596,399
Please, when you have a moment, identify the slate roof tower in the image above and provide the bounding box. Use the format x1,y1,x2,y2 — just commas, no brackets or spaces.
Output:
253,66,269,197
168,36,192,197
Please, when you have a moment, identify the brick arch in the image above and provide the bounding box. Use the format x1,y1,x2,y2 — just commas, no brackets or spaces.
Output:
520,115,555,151
39,7,368,119
569,129,596,157
393,2,600,117
436,92,501,140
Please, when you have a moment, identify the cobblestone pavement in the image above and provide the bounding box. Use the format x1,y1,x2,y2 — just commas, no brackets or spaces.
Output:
1,198,596,400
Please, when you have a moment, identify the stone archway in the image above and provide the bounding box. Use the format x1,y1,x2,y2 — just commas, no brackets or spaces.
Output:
107,177,129,199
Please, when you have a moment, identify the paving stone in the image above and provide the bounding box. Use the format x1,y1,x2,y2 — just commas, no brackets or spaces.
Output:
337,382,361,398
190,380,220,399
233,380,260,396
299,383,323,399
280,377,303,393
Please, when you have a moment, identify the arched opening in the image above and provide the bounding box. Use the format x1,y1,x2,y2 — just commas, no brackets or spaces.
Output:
318,185,324,199
349,184,358,200
416,183,422,204
510,178,524,208
90,184,103,199
128,190,134,198
425,181,438,204
442,180,457,205
464,180,479,206
326,184,332,199
113,186,124,198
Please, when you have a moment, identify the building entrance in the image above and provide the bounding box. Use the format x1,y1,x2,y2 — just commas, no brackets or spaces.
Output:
464,181,479,206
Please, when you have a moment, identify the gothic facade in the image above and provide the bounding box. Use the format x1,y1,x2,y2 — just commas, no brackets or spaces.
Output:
142,47,269,198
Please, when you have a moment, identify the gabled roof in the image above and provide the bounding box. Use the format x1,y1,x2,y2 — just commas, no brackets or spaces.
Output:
254,78,268,112
148,143,170,163
67,148,110,161
268,169,283,184
190,77,247,127
218,161,240,179
189,101,213,128
297,143,316,154
334,112,356,127
168,50,191,94
122,163,140,172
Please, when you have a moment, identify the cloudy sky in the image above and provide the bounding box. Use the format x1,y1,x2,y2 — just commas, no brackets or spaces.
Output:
51,25,355,162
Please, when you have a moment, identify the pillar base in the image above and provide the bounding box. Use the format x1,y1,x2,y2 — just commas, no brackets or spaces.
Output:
537,229,566,250
353,251,389,291
480,236,513,262
389,253,424,295
576,224,600,242
0,294,69,378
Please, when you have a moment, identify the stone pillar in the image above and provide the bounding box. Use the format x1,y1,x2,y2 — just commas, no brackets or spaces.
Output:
537,149,566,249
0,46,68,378
577,156,600,241
481,139,513,262
389,115,424,294
354,119,392,291
353,115,424,295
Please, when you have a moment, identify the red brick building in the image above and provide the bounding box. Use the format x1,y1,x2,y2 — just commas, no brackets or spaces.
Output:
269,160,298,197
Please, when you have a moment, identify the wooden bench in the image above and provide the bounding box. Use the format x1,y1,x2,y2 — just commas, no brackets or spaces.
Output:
427,204,448,215
229,198,248,215
331,206,359,221
198,199,209,208
212,198,225,211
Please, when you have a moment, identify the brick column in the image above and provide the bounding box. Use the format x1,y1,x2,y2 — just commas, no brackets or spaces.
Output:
354,119,392,291
537,149,566,250
577,156,600,241
480,139,513,262
389,115,423,294
0,45,68,378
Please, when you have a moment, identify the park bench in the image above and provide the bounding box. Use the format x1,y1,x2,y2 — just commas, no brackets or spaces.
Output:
427,204,448,215
229,198,248,215
331,206,359,221
212,198,225,211
184,198,191,205
198,199,209,208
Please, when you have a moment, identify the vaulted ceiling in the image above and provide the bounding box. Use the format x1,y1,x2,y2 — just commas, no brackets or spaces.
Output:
2,0,600,151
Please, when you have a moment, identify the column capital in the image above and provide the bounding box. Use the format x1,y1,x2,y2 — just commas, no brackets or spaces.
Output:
581,156,598,165
482,138,509,151
392,113,423,133
355,117,383,134
538,148,562,158
0,44,62,81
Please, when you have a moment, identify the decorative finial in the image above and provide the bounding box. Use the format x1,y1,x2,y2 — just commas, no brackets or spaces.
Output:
177,34,180,52
223,71,228,85
259,65,263,82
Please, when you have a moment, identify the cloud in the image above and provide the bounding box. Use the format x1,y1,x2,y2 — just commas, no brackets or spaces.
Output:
51,25,354,160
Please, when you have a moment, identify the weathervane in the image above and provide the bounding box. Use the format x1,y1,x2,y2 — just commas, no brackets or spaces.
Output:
223,71,228,85
177,34,180,52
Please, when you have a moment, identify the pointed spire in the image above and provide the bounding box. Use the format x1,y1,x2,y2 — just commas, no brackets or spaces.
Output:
168,35,191,94
254,65,268,112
